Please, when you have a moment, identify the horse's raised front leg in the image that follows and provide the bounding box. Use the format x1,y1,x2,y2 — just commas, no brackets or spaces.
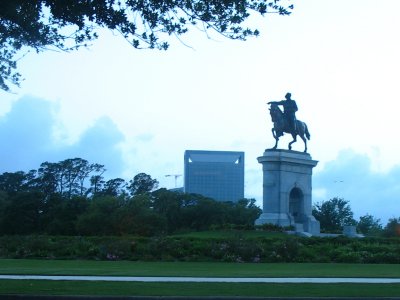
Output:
288,134,297,150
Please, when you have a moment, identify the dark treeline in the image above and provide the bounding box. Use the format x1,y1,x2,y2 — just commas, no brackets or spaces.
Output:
0,158,261,236
312,197,400,237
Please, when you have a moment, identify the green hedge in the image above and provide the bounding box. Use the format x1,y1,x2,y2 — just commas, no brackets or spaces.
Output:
0,234,399,263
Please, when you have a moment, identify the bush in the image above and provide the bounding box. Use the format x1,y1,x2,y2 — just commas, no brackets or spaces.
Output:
1,233,400,263
256,223,288,232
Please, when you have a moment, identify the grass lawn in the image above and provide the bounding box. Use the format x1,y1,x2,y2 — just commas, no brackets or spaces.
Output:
1,280,400,297
1,259,400,278
1,259,400,297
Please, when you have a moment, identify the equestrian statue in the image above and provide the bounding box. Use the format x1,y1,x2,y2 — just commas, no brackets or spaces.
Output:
267,92,310,153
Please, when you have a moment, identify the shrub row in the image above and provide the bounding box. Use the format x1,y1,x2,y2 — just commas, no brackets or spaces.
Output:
1,234,399,263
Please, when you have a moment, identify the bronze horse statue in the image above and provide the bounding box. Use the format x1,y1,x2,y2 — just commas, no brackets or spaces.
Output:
268,103,310,152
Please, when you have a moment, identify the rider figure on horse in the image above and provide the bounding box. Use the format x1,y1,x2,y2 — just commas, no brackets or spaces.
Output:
268,92,298,134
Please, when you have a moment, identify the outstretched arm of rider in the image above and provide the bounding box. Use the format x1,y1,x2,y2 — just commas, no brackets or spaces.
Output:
267,100,284,105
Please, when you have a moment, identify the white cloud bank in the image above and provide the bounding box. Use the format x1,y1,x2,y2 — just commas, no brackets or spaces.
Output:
0,97,125,178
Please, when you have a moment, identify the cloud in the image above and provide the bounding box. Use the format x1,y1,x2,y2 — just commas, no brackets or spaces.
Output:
313,149,400,223
0,96,55,171
135,133,154,142
57,116,126,177
0,96,125,178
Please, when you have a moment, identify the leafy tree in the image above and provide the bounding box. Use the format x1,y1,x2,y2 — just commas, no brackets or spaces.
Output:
0,191,44,234
36,161,62,196
0,191,10,233
75,161,105,197
312,197,356,233
0,0,293,91
357,214,382,236
151,188,183,233
76,196,123,235
58,158,104,198
127,173,159,196
0,170,37,194
81,165,107,197
101,178,127,197
88,175,105,197
180,194,228,230
59,158,87,197
0,159,267,236
228,198,262,226
383,217,400,237
42,195,89,235
37,158,105,198
115,194,166,236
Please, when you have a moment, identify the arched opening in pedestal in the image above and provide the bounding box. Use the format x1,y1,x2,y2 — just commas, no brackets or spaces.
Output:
289,187,304,223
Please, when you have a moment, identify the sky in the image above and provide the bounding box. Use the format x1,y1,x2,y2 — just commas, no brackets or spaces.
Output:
1,0,400,224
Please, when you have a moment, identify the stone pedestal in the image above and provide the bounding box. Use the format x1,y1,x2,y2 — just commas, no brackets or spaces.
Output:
255,149,320,235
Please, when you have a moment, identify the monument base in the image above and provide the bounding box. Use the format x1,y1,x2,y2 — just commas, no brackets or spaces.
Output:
255,213,320,236
256,149,320,236
302,216,320,236
255,213,292,227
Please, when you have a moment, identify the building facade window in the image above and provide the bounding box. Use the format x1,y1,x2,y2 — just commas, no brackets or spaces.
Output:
184,150,244,202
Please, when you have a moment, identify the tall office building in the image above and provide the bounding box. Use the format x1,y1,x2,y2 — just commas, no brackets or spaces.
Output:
184,150,244,202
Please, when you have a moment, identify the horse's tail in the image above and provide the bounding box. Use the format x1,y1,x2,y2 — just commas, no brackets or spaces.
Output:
304,123,311,140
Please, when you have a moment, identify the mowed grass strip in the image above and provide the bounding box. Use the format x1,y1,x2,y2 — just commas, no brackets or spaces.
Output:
1,280,400,297
1,259,400,278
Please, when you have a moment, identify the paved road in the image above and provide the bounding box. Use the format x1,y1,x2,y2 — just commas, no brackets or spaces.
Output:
1,275,400,283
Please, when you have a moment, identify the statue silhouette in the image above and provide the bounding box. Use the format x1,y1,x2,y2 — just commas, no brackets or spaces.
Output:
267,93,310,152
268,92,298,134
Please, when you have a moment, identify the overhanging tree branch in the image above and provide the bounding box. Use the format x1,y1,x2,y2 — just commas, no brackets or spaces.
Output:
0,0,293,92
